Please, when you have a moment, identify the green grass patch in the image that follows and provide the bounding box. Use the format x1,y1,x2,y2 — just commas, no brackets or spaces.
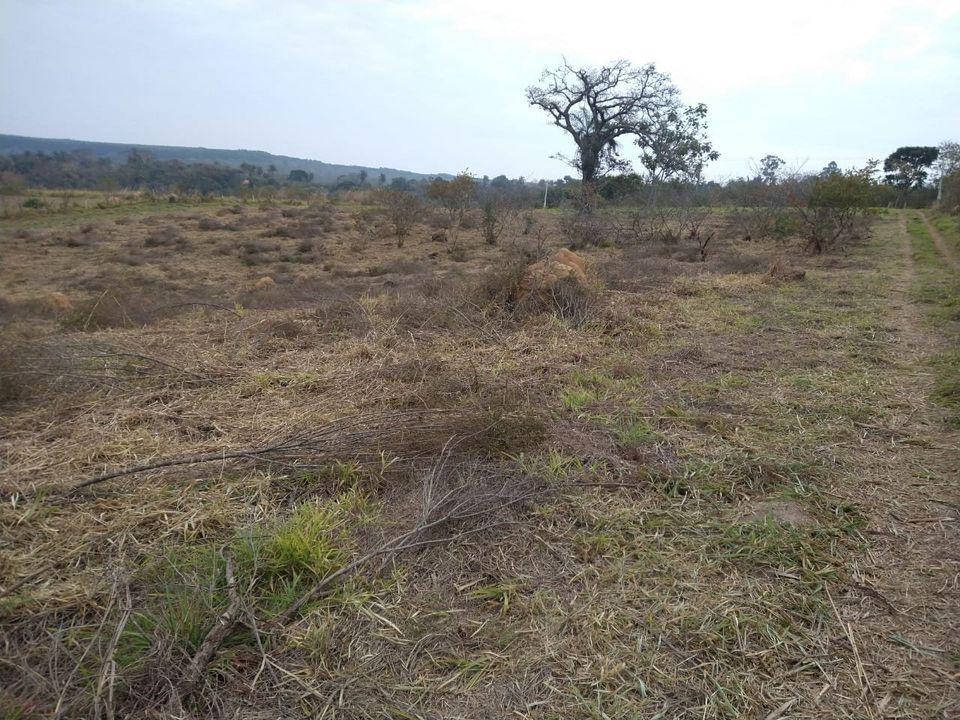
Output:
930,349,960,426
930,210,960,254
110,489,377,677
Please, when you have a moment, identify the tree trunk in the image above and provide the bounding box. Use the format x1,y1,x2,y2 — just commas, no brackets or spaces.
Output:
579,145,599,216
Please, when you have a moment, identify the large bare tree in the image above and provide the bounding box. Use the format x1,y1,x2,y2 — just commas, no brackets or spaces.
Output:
527,59,707,213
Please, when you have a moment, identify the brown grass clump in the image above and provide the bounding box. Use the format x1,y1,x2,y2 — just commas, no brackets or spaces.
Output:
144,226,188,249
197,217,224,231
764,259,806,283
61,290,151,330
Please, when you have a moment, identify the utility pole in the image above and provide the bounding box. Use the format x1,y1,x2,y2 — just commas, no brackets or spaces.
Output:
542,181,549,209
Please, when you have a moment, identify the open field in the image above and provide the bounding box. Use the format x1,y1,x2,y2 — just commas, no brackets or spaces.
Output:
1,197,957,719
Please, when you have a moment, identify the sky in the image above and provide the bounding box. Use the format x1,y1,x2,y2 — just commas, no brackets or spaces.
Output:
1,0,958,181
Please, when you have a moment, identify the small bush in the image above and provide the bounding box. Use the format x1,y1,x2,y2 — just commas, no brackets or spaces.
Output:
447,241,469,262
262,225,296,238
796,164,878,253
474,257,528,309
197,217,223,231
459,210,480,229
519,275,595,327
479,193,516,245
144,227,185,248
559,212,613,248
241,240,270,255
375,189,422,246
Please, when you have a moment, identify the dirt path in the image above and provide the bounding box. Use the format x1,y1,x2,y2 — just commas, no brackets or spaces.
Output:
850,213,960,715
921,210,960,271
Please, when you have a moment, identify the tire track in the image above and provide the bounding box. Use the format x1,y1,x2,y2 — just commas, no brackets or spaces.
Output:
920,210,960,271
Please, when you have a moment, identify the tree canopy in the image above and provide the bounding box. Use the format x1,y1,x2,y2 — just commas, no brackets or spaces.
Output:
527,59,714,212
883,146,939,190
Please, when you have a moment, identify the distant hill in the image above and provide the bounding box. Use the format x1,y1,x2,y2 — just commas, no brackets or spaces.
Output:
0,133,448,184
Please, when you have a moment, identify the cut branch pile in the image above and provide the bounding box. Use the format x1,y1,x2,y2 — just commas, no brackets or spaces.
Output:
67,406,541,494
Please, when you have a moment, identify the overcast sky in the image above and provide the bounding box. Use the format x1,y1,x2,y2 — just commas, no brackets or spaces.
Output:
1,0,958,180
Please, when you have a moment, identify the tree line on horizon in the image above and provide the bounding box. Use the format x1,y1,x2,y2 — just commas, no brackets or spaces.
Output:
0,57,956,215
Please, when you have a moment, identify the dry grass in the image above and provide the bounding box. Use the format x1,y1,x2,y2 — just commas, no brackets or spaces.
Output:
0,199,957,719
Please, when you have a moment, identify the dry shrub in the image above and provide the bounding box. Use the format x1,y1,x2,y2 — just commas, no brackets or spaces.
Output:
517,275,596,327
447,241,469,262
764,259,806,284
559,212,615,248
0,335,211,404
289,220,327,239
234,213,275,229
0,295,60,323
144,227,188,249
713,252,768,275
60,231,101,248
426,210,452,229
237,278,351,312
377,287,464,333
367,259,424,277
112,253,145,267
197,217,224,231
472,253,597,325
61,272,211,330
240,240,273,256
62,290,155,330
0,340,35,403
246,317,307,340
262,225,296,239
473,256,529,311
458,210,480,229
309,298,371,335
375,189,422,244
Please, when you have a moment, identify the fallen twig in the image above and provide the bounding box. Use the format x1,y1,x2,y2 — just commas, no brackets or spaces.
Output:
65,408,509,494
93,579,132,720
168,552,242,717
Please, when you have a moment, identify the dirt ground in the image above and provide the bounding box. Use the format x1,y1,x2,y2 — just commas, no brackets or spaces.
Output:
0,197,957,719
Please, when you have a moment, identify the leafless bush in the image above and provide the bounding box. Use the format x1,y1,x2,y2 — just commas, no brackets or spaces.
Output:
447,240,469,262
473,255,530,310
376,189,422,246
426,210,453,229
479,192,518,245
458,210,480,229
622,207,679,244
521,214,537,235
521,275,595,326
559,212,616,248
0,335,216,404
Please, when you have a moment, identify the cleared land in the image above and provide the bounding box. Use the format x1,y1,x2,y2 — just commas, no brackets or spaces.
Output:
0,197,957,719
